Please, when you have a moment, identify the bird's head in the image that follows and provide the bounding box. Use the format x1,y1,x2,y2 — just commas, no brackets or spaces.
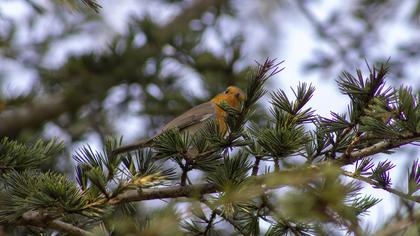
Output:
224,86,246,103
212,86,246,111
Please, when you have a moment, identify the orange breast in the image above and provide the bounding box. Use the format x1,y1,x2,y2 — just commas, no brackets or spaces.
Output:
211,94,242,135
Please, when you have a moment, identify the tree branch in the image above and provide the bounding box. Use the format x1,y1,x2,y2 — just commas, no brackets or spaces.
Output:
338,136,420,166
48,220,93,236
342,171,420,203
0,95,71,137
13,135,419,234
18,210,93,236
108,183,218,204
251,155,262,176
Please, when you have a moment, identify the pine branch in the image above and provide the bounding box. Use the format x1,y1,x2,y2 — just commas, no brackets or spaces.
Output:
92,166,322,206
48,220,93,236
342,171,420,203
18,210,93,236
4,162,391,234
338,135,420,165
108,183,218,204
225,58,284,143
0,137,63,171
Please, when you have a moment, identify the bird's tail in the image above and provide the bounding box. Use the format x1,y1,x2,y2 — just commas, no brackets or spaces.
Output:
112,138,152,155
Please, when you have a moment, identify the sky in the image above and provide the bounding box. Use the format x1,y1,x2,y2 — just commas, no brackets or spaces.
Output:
0,0,418,233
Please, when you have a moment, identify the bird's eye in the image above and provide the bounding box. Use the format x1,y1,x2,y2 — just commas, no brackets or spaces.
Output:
235,93,240,97
225,89,229,94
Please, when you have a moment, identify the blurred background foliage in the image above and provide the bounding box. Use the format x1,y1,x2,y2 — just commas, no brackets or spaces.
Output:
0,0,420,234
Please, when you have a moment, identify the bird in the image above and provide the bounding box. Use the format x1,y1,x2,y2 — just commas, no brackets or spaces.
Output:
112,86,246,155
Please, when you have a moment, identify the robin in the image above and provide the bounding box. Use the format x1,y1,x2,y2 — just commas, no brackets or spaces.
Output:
112,86,246,155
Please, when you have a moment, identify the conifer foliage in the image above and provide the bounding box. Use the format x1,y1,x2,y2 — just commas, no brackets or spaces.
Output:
0,59,419,235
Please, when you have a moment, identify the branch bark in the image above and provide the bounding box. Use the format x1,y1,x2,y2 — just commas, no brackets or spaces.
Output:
109,183,218,205
0,95,71,137
338,137,420,166
251,156,261,176
342,171,420,203
48,220,94,236
19,210,93,236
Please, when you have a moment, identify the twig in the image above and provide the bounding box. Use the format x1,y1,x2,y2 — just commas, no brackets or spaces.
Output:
226,58,284,144
251,155,262,176
274,158,280,172
338,136,420,166
203,211,217,235
342,171,420,203
86,167,318,208
180,165,189,186
108,183,218,204
48,220,94,236
199,198,248,235
19,210,93,236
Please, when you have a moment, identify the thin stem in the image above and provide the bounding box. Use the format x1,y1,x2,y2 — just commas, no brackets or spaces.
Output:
19,210,93,236
274,158,280,172
181,169,189,186
180,159,190,186
203,211,217,235
108,183,218,204
252,156,262,176
342,171,420,203
48,220,94,236
200,199,248,235
337,136,420,166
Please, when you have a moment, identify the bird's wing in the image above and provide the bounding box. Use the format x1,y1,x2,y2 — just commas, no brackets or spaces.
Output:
158,101,216,134
112,102,215,155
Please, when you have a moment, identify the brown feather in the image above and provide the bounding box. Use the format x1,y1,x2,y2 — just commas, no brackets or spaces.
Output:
112,102,216,155
159,102,216,133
